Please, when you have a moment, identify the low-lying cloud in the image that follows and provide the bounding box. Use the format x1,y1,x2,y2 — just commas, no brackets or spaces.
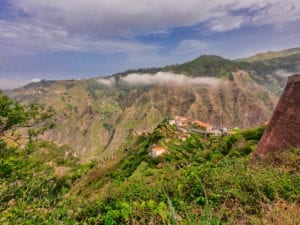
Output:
273,69,296,78
97,77,116,86
98,72,221,87
0,78,41,90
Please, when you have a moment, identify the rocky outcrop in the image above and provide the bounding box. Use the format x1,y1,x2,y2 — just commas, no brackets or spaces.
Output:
253,74,300,160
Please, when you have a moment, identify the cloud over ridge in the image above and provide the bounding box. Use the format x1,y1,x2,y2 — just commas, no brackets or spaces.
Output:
98,72,221,87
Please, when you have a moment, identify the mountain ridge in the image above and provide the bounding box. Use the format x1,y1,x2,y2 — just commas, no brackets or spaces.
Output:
237,47,300,62
8,47,300,160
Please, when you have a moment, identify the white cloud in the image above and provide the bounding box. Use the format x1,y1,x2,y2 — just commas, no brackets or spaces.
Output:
10,0,300,36
0,0,299,60
11,0,220,37
30,78,41,83
173,40,207,55
0,78,40,89
0,20,160,57
96,77,116,86
250,0,300,28
208,15,247,32
119,72,221,87
273,69,295,78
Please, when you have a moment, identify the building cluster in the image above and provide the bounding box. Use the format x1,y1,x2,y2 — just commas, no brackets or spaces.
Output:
151,116,232,158
169,116,231,136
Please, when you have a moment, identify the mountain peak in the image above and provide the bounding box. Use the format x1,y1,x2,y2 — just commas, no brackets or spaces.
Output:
168,54,238,77
192,54,227,61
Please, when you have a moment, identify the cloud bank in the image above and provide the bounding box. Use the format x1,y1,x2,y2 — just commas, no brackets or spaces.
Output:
98,72,221,87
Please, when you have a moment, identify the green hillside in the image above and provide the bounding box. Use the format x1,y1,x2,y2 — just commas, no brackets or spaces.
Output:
237,47,300,62
1,112,299,224
11,47,300,160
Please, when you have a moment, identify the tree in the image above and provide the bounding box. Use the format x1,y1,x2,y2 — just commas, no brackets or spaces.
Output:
0,91,55,139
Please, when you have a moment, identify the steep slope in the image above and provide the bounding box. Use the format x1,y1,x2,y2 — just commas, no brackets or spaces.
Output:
9,48,300,160
253,74,300,160
10,70,278,160
3,120,298,224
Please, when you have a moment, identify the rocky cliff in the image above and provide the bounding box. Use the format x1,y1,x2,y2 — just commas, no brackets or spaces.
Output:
253,74,300,160
10,71,279,160
9,48,300,160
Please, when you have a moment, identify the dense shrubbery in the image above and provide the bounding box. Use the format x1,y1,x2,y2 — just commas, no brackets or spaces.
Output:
241,125,266,141
0,95,298,224
0,93,94,224
20,123,295,225
0,91,55,139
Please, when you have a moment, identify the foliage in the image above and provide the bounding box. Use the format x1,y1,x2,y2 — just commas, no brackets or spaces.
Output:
0,91,55,139
1,119,299,224
240,125,266,141
165,55,240,78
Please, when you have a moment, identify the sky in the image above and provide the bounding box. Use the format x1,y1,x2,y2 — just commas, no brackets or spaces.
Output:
0,0,300,89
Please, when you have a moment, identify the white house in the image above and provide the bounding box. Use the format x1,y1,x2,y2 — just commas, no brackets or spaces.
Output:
174,116,189,127
169,119,176,125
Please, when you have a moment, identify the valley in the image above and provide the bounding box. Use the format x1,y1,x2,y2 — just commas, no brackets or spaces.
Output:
1,1,300,224
1,48,300,224
9,49,300,160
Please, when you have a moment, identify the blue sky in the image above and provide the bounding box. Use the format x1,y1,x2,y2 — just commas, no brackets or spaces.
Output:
0,0,300,88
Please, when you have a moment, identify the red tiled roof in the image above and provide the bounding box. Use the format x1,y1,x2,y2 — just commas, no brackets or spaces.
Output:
193,120,213,129
153,146,165,152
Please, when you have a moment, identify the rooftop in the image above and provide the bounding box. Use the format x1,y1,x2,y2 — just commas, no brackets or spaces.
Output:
153,146,165,152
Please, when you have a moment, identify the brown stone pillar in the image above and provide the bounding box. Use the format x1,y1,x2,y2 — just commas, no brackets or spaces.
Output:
252,74,300,161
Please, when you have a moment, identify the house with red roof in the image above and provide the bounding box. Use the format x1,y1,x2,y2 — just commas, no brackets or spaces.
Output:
152,146,166,157
192,120,213,130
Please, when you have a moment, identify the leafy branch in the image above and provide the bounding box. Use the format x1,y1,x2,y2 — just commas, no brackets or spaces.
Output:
0,91,55,140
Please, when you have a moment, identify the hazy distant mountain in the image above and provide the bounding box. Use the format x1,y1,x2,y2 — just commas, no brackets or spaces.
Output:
9,47,300,160
237,47,300,62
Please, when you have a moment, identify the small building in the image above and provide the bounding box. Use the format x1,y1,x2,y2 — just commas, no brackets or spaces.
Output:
169,119,176,125
174,116,189,126
192,120,213,130
152,146,166,157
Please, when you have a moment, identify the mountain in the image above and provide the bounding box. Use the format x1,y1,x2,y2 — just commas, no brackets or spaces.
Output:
238,47,300,62
9,48,300,160
2,50,300,224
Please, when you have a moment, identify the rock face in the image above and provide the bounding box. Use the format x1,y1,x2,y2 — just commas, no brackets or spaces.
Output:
253,74,300,159
10,71,278,160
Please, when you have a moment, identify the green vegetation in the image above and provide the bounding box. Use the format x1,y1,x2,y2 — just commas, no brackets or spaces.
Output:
165,55,240,78
11,48,300,160
116,55,241,78
1,103,298,224
0,91,55,140
238,47,300,63
3,44,300,224
0,93,95,224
